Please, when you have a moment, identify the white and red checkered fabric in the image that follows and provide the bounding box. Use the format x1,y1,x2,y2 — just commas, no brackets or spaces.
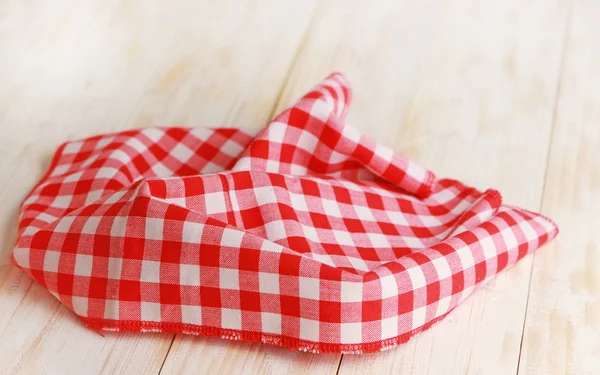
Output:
11,73,558,353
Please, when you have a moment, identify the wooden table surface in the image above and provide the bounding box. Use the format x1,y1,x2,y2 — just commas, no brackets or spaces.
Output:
1,1,598,374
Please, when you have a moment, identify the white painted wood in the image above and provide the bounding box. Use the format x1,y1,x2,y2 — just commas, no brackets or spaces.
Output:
519,1,600,373
160,335,340,375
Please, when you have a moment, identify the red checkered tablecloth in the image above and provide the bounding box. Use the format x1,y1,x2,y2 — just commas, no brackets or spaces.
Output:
11,73,558,353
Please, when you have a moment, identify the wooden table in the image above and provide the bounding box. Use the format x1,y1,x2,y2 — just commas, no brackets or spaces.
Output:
1,1,598,374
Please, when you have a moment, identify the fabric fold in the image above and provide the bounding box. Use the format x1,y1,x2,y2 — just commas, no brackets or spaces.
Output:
11,73,558,353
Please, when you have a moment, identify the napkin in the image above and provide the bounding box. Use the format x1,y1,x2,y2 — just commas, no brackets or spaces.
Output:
11,73,558,353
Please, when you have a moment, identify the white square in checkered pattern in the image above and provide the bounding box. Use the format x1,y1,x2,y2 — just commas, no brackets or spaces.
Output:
181,305,202,325
54,216,75,233
221,308,242,330
182,221,204,243
12,247,29,269
342,125,362,143
333,230,355,246
435,296,452,318
96,167,119,179
268,121,287,141
412,306,427,328
37,212,55,223
220,228,244,248
264,220,287,241
221,139,245,157
265,159,279,173
75,254,93,277
141,128,164,142
301,224,319,242
261,312,282,334
84,190,103,204
406,161,427,182
104,299,119,320
104,190,127,204
367,233,391,247
341,281,363,302
254,186,278,205
204,192,227,214
72,296,88,317
21,227,38,236
141,302,161,321
111,150,132,164
321,199,342,218
479,235,497,262
430,256,452,280
300,318,319,341
420,215,442,226
312,253,336,268
520,219,538,242
50,164,69,177
456,245,475,270
407,266,427,290
348,257,370,271
63,141,83,154
95,136,114,149
141,260,161,283
341,322,362,344
433,188,457,204
374,143,394,162
166,197,186,207
290,192,309,212
63,171,84,183
500,228,518,251
260,240,284,253
353,205,375,222
82,217,101,234
386,211,409,225
145,218,164,240
125,137,147,152
329,151,346,163
309,99,331,122
44,251,60,273
297,130,319,153
259,273,279,294
404,236,426,249
171,143,194,162
381,316,399,340
110,216,128,237
380,274,399,299
220,268,239,290
180,264,200,286
299,277,320,300
289,164,308,174
108,257,122,279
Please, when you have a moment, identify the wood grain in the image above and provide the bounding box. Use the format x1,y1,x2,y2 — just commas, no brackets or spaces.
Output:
0,1,322,374
519,1,600,373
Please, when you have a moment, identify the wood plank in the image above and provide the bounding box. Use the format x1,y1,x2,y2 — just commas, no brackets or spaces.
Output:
0,1,322,374
519,1,600,373
270,0,570,374
160,336,340,375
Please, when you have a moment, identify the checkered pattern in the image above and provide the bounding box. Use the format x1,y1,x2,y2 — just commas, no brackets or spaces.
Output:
11,73,558,353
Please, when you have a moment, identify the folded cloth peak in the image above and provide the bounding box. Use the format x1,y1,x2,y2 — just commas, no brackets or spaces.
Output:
12,73,558,354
